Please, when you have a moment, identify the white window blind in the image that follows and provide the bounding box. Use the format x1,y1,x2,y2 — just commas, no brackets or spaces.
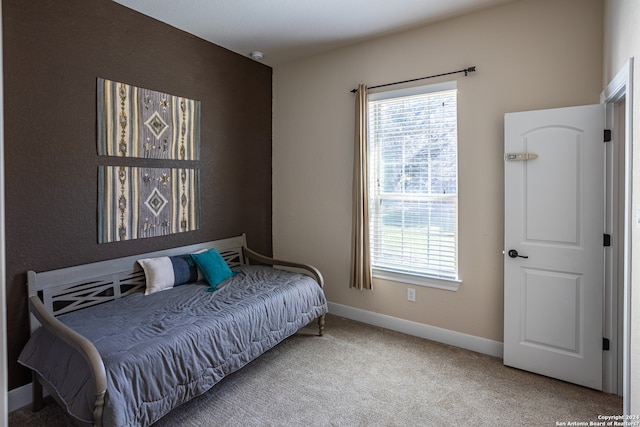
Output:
368,83,458,281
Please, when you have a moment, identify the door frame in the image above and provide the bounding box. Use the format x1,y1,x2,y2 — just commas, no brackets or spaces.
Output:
601,58,633,412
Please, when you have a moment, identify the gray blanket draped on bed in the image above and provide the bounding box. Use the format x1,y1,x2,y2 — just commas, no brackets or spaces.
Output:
19,266,328,427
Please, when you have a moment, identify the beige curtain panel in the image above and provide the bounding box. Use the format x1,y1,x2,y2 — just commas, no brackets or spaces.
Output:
350,84,373,290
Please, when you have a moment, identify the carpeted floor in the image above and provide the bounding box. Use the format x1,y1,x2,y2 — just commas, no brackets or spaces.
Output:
9,314,622,426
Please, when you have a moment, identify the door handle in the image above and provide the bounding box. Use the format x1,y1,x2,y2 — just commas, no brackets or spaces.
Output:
508,249,528,259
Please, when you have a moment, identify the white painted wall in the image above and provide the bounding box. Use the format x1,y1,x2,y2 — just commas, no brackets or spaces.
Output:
272,0,603,343
604,0,640,413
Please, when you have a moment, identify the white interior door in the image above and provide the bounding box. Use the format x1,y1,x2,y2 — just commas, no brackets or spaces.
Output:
504,104,604,390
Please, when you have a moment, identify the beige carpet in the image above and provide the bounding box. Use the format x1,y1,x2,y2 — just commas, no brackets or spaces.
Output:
9,314,622,426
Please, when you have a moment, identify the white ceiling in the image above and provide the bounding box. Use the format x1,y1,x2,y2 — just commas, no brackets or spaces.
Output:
113,0,518,66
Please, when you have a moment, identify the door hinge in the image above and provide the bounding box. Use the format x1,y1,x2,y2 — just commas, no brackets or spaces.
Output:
604,233,611,247
603,337,610,351
604,129,612,142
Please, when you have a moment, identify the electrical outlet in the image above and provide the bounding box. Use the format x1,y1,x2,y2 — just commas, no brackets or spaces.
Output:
407,288,416,302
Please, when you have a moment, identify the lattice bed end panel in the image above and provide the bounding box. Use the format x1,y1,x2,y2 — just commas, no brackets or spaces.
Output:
42,270,146,317
219,248,245,268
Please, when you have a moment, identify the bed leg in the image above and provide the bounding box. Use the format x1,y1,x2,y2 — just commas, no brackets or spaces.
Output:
31,372,43,412
93,391,106,427
318,314,325,336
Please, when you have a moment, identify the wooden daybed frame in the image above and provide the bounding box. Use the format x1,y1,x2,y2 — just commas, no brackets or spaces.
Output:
24,234,326,426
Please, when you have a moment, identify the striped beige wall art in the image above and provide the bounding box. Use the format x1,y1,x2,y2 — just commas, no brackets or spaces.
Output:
97,78,201,243
97,78,200,160
98,166,200,243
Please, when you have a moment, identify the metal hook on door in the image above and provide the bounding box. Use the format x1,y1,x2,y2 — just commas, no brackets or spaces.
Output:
504,153,538,161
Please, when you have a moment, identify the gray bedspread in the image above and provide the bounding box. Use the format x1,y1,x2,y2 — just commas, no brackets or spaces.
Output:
19,265,328,427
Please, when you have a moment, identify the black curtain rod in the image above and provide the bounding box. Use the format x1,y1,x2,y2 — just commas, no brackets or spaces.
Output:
350,66,476,93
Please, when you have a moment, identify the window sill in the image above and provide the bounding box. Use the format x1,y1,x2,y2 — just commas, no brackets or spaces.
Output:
372,269,461,291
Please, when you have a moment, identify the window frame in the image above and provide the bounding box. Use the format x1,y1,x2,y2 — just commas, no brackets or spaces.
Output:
368,81,461,291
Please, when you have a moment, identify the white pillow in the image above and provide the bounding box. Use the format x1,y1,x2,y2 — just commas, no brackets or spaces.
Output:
137,257,175,295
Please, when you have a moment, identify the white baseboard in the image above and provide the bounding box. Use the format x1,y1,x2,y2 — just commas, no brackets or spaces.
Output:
327,302,504,358
8,382,34,413
8,382,50,413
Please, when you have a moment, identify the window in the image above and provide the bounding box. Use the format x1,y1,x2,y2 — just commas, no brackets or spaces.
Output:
368,81,459,288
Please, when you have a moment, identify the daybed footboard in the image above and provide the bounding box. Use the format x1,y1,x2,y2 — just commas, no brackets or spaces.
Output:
27,295,107,427
243,247,326,336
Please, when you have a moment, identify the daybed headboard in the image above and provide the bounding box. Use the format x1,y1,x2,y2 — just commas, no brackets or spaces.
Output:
27,234,248,332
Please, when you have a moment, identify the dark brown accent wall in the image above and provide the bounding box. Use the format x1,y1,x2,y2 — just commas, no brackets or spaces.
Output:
3,0,272,389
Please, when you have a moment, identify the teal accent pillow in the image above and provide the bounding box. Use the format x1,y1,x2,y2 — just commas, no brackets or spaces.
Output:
190,248,234,291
